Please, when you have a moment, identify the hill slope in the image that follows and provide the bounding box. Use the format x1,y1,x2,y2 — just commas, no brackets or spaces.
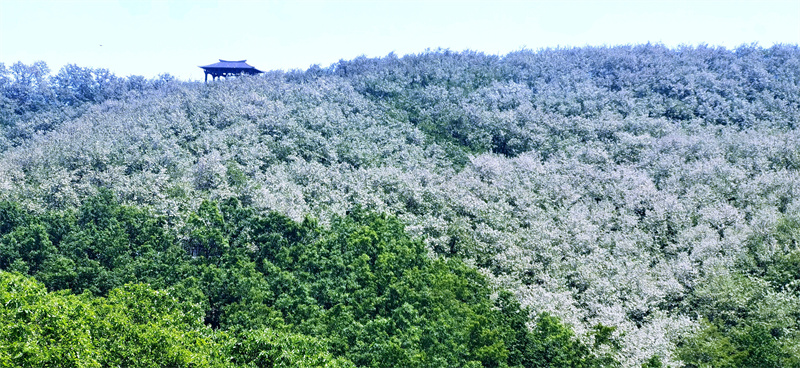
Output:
2,44,800,366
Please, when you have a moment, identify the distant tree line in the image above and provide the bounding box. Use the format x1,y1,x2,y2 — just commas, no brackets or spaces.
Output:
0,62,175,147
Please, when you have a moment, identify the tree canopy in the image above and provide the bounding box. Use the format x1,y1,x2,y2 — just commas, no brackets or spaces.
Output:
2,44,800,367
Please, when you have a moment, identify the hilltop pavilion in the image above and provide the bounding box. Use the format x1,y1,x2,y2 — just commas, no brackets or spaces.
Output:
199,60,263,82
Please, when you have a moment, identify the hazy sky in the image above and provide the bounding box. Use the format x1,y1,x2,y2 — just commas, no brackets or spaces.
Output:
2,0,799,81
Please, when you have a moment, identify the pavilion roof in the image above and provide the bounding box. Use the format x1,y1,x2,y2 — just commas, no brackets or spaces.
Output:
199,59,263,73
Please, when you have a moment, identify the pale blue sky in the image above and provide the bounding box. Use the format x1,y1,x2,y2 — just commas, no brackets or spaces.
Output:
1,0,799,81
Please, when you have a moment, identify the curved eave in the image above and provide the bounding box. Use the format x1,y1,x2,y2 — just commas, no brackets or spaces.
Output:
199,66,264,74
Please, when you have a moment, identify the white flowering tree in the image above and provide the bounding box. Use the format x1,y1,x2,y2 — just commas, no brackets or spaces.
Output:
1,44,799,367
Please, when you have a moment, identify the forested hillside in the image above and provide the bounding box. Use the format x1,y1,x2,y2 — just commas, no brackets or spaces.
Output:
1,44,799,367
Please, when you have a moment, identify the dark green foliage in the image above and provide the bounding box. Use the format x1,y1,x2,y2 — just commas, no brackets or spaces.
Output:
743,216,800,295
229,329,355,368
678,320,799,368
0,194,610,367
641,355,663,368
494,291,618,368
678,271,800,368
0,222,54,274
767,217,800,294
185,200,229,259
216,204,610,367
0,189,182,295
0,200,25,236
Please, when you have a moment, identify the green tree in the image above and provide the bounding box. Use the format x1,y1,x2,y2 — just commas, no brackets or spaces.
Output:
0,271,227,367
230,329,355,368
679,272,800,368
